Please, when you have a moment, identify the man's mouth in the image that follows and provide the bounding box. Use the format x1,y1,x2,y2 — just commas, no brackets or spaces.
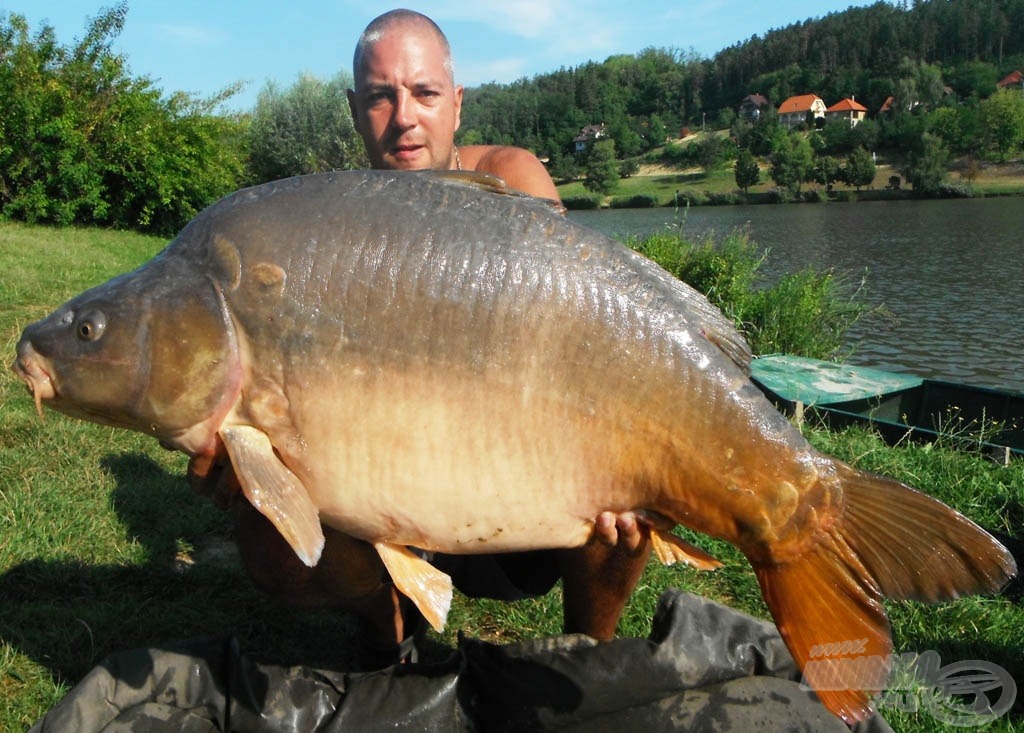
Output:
391,144,425,160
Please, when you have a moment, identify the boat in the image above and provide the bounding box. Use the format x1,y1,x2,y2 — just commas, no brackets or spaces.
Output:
749,354,1024,463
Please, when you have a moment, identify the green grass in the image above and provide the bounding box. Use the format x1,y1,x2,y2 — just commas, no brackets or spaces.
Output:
560,167,743,206
1,222,1021,731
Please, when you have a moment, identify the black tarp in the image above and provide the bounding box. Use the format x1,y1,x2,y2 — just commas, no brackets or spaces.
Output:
31,590,893,732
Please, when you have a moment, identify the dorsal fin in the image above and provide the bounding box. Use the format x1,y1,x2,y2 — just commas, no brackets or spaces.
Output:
425,170,566,214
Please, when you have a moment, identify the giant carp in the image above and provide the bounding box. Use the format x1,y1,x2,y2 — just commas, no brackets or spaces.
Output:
12,170,1016,723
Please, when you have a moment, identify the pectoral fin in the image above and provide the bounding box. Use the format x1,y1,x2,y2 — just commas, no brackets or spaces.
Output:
219,425,325,567
374,542,453,632
650,530,723,571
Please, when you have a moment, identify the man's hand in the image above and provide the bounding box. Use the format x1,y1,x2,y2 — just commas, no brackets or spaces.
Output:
593,511,647,552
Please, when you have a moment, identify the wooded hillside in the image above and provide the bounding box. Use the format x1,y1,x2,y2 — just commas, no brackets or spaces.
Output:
458,0,1024,161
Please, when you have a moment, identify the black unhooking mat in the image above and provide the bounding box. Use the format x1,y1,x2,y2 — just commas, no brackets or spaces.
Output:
31,591,893,732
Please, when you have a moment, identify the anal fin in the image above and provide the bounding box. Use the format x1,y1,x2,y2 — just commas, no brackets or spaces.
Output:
219,425,324,567
374,542,453,632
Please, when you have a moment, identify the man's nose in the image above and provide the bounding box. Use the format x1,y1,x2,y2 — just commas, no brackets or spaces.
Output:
391,89,416,130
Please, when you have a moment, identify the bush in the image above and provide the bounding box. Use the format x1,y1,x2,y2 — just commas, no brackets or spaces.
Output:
629,230,879,359
765,187,794,204
248,72,367,182
669,190,707,207
745,269,876,359
705,191,741,206
0,6,247,235
618,158,641,178
936,183,973,198
561,195,603,210
609,194,658,208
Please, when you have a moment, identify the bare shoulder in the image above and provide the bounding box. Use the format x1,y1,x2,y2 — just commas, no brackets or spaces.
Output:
458,145,561,202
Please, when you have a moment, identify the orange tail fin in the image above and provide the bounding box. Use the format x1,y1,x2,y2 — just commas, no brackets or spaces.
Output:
752,462,1016,724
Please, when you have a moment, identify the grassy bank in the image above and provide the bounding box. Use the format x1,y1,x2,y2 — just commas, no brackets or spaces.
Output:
1,222,1021,731
558,159,1024,208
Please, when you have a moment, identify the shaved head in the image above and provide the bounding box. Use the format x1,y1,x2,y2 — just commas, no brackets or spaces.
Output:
354,9,454,87
347,8,463,170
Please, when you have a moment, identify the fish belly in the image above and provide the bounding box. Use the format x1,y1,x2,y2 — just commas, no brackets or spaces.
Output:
274,367,638,554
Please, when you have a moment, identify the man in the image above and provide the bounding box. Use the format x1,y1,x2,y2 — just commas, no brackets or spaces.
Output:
346,9,559,200
191,9,652,667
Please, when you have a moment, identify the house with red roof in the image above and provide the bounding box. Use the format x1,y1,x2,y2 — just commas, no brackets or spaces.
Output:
997,70,1023,90
777,94,826,129
825,97,869,127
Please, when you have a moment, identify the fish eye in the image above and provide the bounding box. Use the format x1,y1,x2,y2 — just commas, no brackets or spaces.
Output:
75,311,107,342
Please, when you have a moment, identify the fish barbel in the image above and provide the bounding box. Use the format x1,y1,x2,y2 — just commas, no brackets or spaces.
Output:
12,171,1016,722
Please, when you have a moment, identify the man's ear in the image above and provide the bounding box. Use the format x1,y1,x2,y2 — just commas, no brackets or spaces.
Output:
453,84,464,132
347,88,363,133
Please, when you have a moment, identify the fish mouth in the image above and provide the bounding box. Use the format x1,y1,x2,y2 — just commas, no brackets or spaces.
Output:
11,342,57,418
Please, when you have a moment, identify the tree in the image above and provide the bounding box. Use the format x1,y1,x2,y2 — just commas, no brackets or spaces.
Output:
901,133,949,193
892,58,948,112
618,158,640,178
548,149,579,182
736,111,785,157
844,147,876,190
696,134,728,173
248,72,367,182
0,5,247,234
734,149,760,192
927,107,964,152
948,60,998,99
583,138,619,195
979,88,1024,161
813,155,843,189
769,133,814,192
647,114,668,146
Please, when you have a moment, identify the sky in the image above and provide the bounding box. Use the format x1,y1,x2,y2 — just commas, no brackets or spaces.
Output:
14,1,880,112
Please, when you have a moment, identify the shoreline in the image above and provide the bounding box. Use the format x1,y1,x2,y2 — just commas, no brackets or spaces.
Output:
557,159,1024,210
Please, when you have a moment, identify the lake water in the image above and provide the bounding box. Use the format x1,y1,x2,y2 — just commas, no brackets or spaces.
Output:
569,198,1024,392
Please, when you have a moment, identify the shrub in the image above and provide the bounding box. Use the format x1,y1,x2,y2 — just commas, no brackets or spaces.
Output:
936,183,972,198
561,195,602,210
0,6,247,235
609,194,658,208
669,190,707,207
705,191,741,206
801,189,828,203
248,72,367,182
629,230,879,359
765,187,794,204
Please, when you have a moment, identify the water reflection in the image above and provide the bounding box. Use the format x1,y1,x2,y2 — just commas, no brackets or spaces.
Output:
570,199,1024,392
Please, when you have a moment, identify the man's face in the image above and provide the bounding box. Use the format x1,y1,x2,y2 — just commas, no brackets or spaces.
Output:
348,25,463,171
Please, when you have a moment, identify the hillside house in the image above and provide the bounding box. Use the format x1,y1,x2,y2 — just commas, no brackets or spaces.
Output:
739,94,770,121
997,70,1023,91
573,124,607,154
777,94,826,129
825,97,868,127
